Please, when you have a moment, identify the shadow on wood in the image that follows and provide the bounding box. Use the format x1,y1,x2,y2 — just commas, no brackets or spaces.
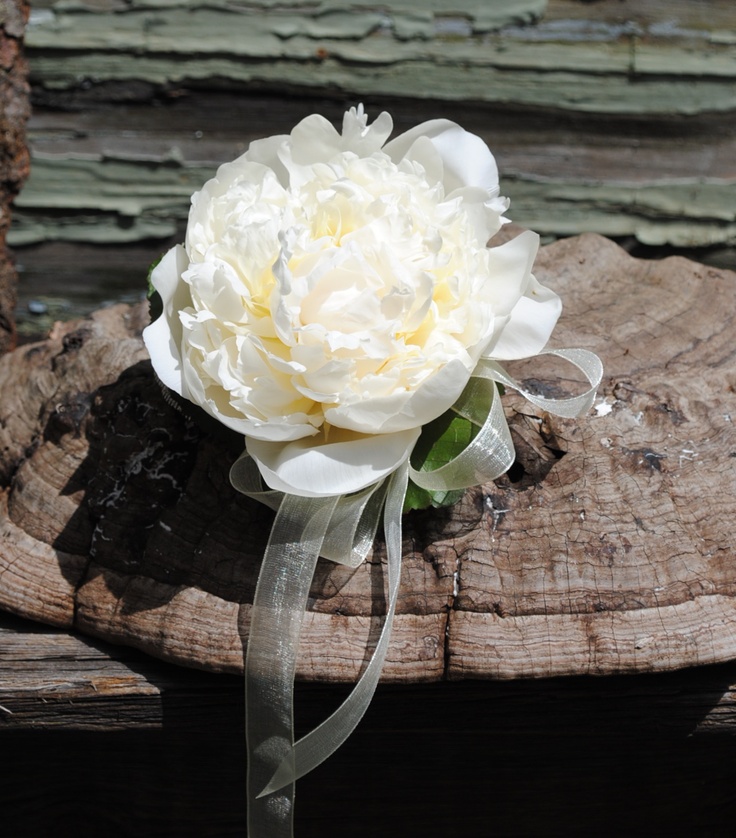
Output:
2,612,736,836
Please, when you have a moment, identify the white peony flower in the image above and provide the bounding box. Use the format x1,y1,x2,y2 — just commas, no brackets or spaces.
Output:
144,106,561,496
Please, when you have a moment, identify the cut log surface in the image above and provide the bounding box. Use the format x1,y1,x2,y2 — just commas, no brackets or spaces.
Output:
0,233,734,682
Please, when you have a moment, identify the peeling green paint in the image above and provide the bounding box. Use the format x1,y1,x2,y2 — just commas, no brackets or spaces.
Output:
26,53,736,115
506,177,736,248
10,151,735,249
10,153,207,244
24,0,736,115
14,0,736,251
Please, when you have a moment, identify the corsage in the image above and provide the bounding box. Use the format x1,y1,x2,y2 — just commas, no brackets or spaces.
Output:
143,105,602,836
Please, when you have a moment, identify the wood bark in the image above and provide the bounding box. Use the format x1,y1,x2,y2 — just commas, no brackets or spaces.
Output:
0,0,30,354
0,234,735,681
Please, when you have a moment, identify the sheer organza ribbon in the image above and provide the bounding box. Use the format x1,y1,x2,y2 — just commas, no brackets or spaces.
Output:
230,348,603,837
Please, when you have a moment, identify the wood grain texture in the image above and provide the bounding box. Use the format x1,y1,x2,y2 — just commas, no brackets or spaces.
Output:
1,234,734,682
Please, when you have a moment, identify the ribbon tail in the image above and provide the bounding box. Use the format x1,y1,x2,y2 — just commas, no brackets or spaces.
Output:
246,492,339,837
260,460,409,796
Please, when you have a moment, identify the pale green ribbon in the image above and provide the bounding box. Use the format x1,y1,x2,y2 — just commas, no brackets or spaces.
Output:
230,348,603,837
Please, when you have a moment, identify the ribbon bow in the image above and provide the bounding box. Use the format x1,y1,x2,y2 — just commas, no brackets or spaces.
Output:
230,348,602,837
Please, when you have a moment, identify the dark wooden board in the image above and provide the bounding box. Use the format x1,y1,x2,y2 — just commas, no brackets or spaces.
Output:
3,611,736,836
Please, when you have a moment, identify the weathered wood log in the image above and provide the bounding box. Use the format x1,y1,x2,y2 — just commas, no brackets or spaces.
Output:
0,0,30,353
0,233,735,681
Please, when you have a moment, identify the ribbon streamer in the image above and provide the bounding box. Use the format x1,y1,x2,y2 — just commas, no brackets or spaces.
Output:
233,349,602,837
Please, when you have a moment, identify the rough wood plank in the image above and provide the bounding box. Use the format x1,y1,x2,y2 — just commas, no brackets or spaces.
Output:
3,611,736,834
1,234,734,681
13,2,736,252
3,606,736,733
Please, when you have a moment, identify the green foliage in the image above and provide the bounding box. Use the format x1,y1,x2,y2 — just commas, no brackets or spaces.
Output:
403,409,478,512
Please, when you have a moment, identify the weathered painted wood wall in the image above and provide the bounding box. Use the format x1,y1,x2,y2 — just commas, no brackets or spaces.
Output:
7,0,736,335
14,0,736,245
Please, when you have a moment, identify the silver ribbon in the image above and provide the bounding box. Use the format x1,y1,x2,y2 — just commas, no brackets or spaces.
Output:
231,348,602,837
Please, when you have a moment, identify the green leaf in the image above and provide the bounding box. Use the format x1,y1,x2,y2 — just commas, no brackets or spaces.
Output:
403,409,479,513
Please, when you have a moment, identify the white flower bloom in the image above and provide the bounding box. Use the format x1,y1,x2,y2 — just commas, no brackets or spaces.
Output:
144,106,561,496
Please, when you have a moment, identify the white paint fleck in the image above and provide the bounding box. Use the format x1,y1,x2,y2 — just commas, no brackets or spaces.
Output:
28,9,55,27
434,17,473,37
594,399,613,417
159,520,172,533
485,496,509,536
679,448,698,467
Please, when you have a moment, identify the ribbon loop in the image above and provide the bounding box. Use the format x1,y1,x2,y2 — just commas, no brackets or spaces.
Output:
232,451,388,569
410,379,514,491
477,347,603,418
321,479,389,568
237,347,601,837
231,450,283,513
410,349,602,494
239,455,408,825
262,462,408,795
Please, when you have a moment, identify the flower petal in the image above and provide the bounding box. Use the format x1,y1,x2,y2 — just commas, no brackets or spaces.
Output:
384,119,500,196
247,426,420,496
288,113,344,165
143,244,191,395
395,135,444,187
243,134,290,186
341,105,393,154
485,274,562,360
484,229,540,317
324,357,472,435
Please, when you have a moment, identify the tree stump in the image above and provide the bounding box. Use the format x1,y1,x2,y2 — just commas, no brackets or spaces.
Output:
0,0,30,354
0,233,734,681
